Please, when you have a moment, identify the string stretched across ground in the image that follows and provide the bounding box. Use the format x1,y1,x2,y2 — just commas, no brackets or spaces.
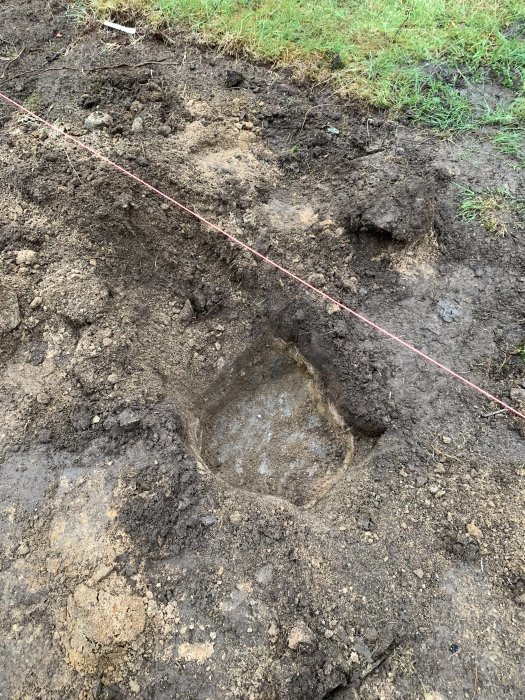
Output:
0,89,523,422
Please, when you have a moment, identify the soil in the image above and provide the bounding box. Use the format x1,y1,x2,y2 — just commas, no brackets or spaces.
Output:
0,2,524,699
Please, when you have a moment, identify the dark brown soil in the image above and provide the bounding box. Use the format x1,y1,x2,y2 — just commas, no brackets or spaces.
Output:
0,2,524,699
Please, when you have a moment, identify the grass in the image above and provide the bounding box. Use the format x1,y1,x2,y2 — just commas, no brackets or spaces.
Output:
491,127,525,160
87,0,525,129
458,185,522,235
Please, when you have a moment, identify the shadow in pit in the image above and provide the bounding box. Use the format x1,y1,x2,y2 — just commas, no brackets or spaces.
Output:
187,337,381,508
344,213,406,272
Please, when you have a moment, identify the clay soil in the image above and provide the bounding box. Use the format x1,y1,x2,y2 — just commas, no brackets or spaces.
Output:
0,2,524,699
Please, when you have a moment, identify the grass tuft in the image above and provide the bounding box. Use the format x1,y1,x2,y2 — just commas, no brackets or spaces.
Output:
491,128,525,160
88,0,525,129
458,185,521,236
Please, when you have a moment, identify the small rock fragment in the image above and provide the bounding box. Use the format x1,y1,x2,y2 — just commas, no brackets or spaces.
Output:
414,568,424,579
179,298,195,325
30,297,43,309
88,564,113,585
178,641,214,663
467,522,483,540
287,621,316,651
229,511,242,526
131,116,144,133
16,249,38,266
341,276,358,293
335,626,351,644
0,285,20,333
36,392,51,405
84,112,113,130
364,627,378,642
357,513,372,530
442,435,451,444
17,542,30,556
268,621,279,643
118,408,143,430
354,636,374,663
438,300,461,323
308,272,326,287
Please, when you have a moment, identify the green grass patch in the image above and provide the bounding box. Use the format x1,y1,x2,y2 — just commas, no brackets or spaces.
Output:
492,128,525,159
89,0,525,129
458,185,523,235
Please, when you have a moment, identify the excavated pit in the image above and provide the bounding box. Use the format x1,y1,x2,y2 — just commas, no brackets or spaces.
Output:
190,339,375,507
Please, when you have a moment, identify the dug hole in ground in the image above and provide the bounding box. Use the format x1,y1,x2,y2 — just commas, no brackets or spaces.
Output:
0,1,524,698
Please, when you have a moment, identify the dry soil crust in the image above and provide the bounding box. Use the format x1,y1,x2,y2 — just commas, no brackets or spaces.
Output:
0,2,524,699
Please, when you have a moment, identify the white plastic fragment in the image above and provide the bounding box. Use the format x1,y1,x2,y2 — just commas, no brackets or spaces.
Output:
103,20,137,36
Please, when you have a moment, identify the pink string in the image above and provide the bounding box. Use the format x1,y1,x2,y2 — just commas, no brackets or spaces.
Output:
0,89,523,421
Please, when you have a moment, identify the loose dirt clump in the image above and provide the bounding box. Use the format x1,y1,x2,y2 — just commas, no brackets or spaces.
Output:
0,2,523,699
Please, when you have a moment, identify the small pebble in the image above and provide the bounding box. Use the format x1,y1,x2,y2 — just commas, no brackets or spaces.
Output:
16,249,38,266
287,622,316,650
179,299,195,325
131,116,144,133
84,112,112,130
